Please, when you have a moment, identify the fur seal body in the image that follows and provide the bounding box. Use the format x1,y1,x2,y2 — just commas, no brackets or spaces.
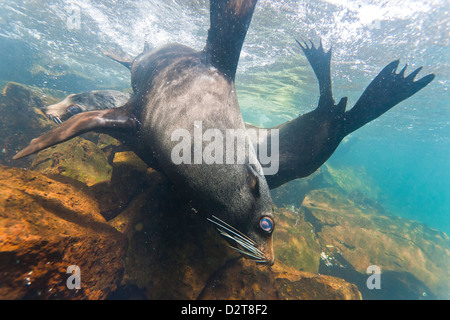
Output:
44,90,131,124
14,0,275,265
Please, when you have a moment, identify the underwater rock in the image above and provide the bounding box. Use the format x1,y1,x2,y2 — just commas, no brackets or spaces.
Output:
301,187,450,299
30,136,113,187
0,156,362,300
270,164,382,210
270,168,323,209
91,151,155,221
320,164,382,200
0,165,125,299
198,258,361,300
272,208,321,274
0,82,59,168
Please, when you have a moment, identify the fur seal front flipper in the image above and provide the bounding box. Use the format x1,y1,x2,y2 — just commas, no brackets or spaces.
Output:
13,105,137,160
296,39,334,110
342,60,435,135
204,0,258,81
254,39,435,189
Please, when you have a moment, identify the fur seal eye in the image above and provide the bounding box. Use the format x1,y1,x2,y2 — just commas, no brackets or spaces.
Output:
259,217,273,233
67,105,82,115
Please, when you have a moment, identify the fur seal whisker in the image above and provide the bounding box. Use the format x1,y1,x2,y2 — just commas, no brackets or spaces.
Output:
217,228,258,253
208,219,263,258
207,218,255,247
219,230,265,258
213,222,257,250
48,114,62,125
253,260,267,263
208,216,267,261
227,245,265,261
208,215,256,246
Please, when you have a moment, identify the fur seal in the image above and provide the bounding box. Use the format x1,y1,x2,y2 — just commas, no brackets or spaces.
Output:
14,0,276,265
44,90,131,124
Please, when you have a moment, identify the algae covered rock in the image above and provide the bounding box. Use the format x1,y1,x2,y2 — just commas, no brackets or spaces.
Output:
301,187,450,299
270,164,382,210
0,153,363,300
0,82,59,167
30,136,112,187
0,165,125,300
271,163,449,300
272,208,321,274
198,258,361,300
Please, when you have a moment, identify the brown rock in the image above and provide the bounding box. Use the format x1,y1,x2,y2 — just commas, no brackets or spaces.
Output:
0,165,125,299
302,187,450,299
0,82,58,168
272,208,321,274
198,258,361,300
0,154,363,300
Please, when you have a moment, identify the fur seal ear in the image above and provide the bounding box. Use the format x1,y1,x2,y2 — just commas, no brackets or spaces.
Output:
246,165,261,197
13,106,137,160
204,0,258,81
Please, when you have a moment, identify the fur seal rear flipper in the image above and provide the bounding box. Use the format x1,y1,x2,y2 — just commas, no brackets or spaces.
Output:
257,39,435,189
13,106,138,160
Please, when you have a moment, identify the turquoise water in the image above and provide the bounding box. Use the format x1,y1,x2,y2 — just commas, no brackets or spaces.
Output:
0,0,448,299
